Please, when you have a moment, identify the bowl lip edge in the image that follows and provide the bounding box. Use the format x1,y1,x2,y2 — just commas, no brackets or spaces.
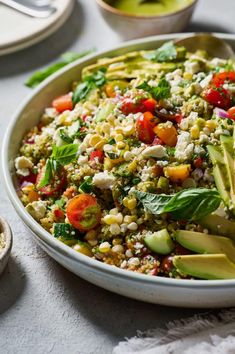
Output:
96,0,198,19
3,32,235,289
0,216,12,261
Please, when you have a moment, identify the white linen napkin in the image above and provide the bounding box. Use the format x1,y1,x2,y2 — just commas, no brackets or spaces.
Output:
113,309,235,354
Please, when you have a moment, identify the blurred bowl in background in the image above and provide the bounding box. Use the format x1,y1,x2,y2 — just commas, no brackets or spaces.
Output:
96,0,198,40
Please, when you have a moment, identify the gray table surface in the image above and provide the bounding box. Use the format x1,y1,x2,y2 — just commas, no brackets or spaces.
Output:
0,1,235,353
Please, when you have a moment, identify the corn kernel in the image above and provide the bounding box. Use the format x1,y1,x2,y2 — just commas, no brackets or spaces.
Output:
94,139,106,149
123,151,133,161
117,141,126,149
115,133,124,142
103,215,118,225
123,215,137,223
102,123,111,134
89,134,102,147
128,160,137,172
127,222,138,231
99,242,111,253
183,72,193,81
205,120,217,130
190,125,200,139
112,245,124,253
74,243,93,257
109,208,119,215
115,127,123,134
96,125,103,134
110,223,121,235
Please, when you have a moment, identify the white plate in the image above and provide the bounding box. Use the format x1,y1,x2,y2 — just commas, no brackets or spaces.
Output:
0,0,74,55
2,33,235,308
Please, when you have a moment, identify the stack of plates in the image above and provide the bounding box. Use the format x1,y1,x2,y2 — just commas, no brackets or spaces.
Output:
0,0,74,55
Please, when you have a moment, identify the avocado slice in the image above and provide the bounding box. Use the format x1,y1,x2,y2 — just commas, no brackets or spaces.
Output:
144,229,174,255
199,214,235,241
173,254,235,279
175,230,235,262
220,135,235,209
207,145,230,206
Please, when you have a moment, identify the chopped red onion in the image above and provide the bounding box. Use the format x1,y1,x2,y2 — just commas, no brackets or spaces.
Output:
214,107,229,119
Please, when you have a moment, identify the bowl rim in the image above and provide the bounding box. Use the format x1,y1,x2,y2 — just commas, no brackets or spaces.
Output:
3,32,235,289
0,216,12,262
96,0,198,19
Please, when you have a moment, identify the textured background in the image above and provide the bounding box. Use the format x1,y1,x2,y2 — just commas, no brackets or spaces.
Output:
0,1,235,353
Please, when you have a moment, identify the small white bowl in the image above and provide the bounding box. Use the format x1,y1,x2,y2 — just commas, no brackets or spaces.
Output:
0,217,12,275
96,0,198,40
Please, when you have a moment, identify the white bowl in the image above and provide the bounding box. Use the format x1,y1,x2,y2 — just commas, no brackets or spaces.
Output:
96,0,198,40
0,217,12,275
2,33,235,308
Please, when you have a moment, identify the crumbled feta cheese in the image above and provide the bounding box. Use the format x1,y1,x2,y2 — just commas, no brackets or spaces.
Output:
142,145,167,159
179,112,198,130
15,156,33,176
184,60,201,74
53,127,65,147
210,58,227,67
77,155,88,165
93,171,115,189
26,201,47,221
199,133,209,143
199,74,213,89
175,132,194,161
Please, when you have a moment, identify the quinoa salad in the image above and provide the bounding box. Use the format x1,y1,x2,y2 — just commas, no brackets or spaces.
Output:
16,41,235,280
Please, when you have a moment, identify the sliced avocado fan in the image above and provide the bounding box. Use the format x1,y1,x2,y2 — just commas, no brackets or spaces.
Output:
173,254,235,280
199,214,235,241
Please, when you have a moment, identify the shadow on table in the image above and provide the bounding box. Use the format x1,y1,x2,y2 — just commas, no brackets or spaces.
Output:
55,264,208,343
185,21,232,34
0,0,83,78
0,256,26,315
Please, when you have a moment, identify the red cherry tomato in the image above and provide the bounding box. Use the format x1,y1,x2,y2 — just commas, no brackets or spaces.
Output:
66,194,101,231
212,71,235,87
136,111,156,144
143,98,157,113
161,256,174,274
90,150,104,163
193,157,203,168
227,106,235,121
54,209,65,220
52,94,73,113
120,97,146,115
36,166,66,196
203,87,232,109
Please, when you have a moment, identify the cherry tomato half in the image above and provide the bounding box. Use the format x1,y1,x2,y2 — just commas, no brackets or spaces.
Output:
36,166,66,196
52,94,73,113
66,194,101,231
120,97,145,115
143,98,157,113
212,71,235,87
136,111,156,144
227,106,235,121
193,157,203,168
203,86,232,109
90,150,104,163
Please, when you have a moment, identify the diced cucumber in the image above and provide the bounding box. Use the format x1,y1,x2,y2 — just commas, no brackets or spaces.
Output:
144,229,174,255
54,223,78,246
95,101,115,122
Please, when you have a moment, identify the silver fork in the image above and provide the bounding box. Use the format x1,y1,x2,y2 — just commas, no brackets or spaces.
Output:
0,0,56,18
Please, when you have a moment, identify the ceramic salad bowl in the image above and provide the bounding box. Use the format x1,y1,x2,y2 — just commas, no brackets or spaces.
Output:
2,33,235,308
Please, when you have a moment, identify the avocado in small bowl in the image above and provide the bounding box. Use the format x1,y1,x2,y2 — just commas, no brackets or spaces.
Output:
96,0,198,39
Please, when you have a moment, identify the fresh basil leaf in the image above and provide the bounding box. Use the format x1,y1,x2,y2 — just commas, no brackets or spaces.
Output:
25,49,94,88
144,41,177,62
72,69,107,104
137,78,171,100
135,188,221,221
163,188,221,221
135,190,172,215
52,144,78,165
37,158,60,188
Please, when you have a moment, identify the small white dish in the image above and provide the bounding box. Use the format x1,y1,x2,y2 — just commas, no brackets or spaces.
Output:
0,0,74,56
0,216,12,275
2,33,235,308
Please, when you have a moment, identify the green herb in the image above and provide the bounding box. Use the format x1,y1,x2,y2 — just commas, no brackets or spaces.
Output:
73,68,107,104
38,144,78,187
51,144,78,165
137,78,171,100
135,188,221,221
166,147,175,157
132,177,141,185
144,41,177,62
54,223,77,239
108,138,116,145
55,198,66,210
59,129,74,144
79,176,93,193
25,50,94,88
37,158,61,188
106,152,119,160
